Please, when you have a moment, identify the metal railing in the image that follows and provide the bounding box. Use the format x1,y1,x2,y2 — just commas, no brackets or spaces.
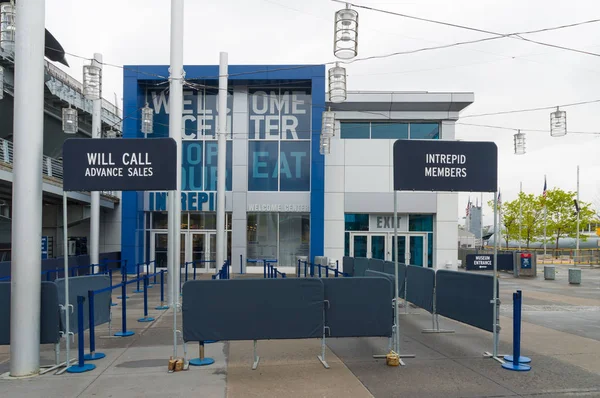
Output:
0,137,118,199
45,60,119,116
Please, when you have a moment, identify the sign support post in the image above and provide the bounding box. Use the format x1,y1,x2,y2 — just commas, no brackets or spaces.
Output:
392,139,499,366
90,53,102,275
216,52,228,273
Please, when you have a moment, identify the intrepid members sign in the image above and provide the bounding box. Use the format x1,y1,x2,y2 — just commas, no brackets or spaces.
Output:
393,140,498,192
63,138,177,191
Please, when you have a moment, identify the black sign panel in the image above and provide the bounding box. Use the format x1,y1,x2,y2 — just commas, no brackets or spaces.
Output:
393,140,498,192
465,254,513,271
63,138,177,191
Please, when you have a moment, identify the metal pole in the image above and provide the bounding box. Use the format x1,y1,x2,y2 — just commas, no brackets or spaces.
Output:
90,53,102,275
9,0,45,377
576,165,580,260
63,193,72,369
216,52,228,273
519,182,522,251
543,175,547,258
493,192,499,358
393,190,400,354
169,0,185,359
480,192,484,248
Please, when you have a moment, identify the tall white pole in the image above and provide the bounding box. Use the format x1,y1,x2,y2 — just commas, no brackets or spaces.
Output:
62,194,71,369
543,175,547,258
492,192,499,359
393,190,399,354
9,0,45,377
519,182,522,251
168,0,184,358
216,52,228,271
576,165,580,260
480,192,483,248
90,53,102,273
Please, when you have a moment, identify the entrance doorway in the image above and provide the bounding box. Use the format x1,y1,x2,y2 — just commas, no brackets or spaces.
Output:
348,232,428,266
151,231,217,273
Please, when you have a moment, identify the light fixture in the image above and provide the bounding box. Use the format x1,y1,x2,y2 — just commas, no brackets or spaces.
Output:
320,135,331,155
62,105,78,134
105,129,118,139
513,130,526,155
0,2,16,54
328,63,347,103
550,106,567,137
141,102,153,135
83,63,102,100
0,65,4,100
334,3,359,60
321,109,335,137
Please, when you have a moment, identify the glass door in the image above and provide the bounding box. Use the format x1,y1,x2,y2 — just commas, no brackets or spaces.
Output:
191,233,208,273
208,233,217,269
410,235,425,267
180,233,186,271
391,235,407,263
153,233,168,269
351,234,368,258
370,235,386,260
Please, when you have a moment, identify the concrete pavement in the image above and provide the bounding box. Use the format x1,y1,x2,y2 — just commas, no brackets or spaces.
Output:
0,266,599,397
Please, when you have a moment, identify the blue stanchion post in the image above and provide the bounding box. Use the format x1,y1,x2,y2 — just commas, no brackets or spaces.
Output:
156,270,169,310
66,296,96,373
115,283,134,337
240,254,243,274
152,261,157,285
297,260,300,277
263,260,267,279
318,264,322,278
336,260,339,277
84,290,106,361
134,263,143,293
185,261,189,283
118,268,130,299
138,275,155,323
304,261,307,277
502,290,531,371
189,341,215,366
108,269,117,306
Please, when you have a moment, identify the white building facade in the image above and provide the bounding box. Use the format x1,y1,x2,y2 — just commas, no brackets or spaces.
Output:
325,92,474,270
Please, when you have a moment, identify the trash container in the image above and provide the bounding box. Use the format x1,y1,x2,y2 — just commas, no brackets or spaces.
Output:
544,265,555,280
568,268,581,285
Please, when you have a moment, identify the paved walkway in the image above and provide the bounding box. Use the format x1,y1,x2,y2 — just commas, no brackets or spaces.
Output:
0,267,598,397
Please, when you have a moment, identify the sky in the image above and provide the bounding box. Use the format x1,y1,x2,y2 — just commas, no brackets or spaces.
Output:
44,0,600,224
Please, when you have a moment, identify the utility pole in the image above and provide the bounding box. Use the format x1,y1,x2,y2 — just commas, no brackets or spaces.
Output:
90,53,102,273
216,52,228,271
576,165,580,261
10,0,45,377
168,0,184,358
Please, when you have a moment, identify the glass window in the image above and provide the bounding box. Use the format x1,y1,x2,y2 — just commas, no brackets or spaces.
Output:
371,122,408,139
410,123,439,139
340,122,370,139
189,213,217,230
279,213,310,267
344,232,350,257
345,214,369,231
280,141,310,191
247,213,278,260
428,232,433,268
248,141,279,191
409,214,433,232
152,212,169,229
181,213,189,230
227,213,232,230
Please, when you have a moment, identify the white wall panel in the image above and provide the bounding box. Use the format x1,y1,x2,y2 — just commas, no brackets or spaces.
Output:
324,193,344,221
345,166,389,192
344,140,389,166
323,220,345,252
326,136,345,166
325,166,345,193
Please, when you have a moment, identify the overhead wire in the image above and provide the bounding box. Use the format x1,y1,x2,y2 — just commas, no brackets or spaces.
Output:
335,0,600,58
461,99,600,118
456,122,600,135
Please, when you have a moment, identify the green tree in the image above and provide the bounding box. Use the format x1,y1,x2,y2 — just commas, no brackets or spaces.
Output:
544,188,596,250
517,193,544,248
487,198,519,248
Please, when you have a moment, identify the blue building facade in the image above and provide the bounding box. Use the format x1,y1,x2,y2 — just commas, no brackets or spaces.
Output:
121,64,325,273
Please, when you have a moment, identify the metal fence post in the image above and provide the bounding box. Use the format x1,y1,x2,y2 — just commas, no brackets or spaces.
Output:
156,270,169,310
114,283,134,337
84,290,105,361
66,296,96,373
134,263,143,293
138,275,155,323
